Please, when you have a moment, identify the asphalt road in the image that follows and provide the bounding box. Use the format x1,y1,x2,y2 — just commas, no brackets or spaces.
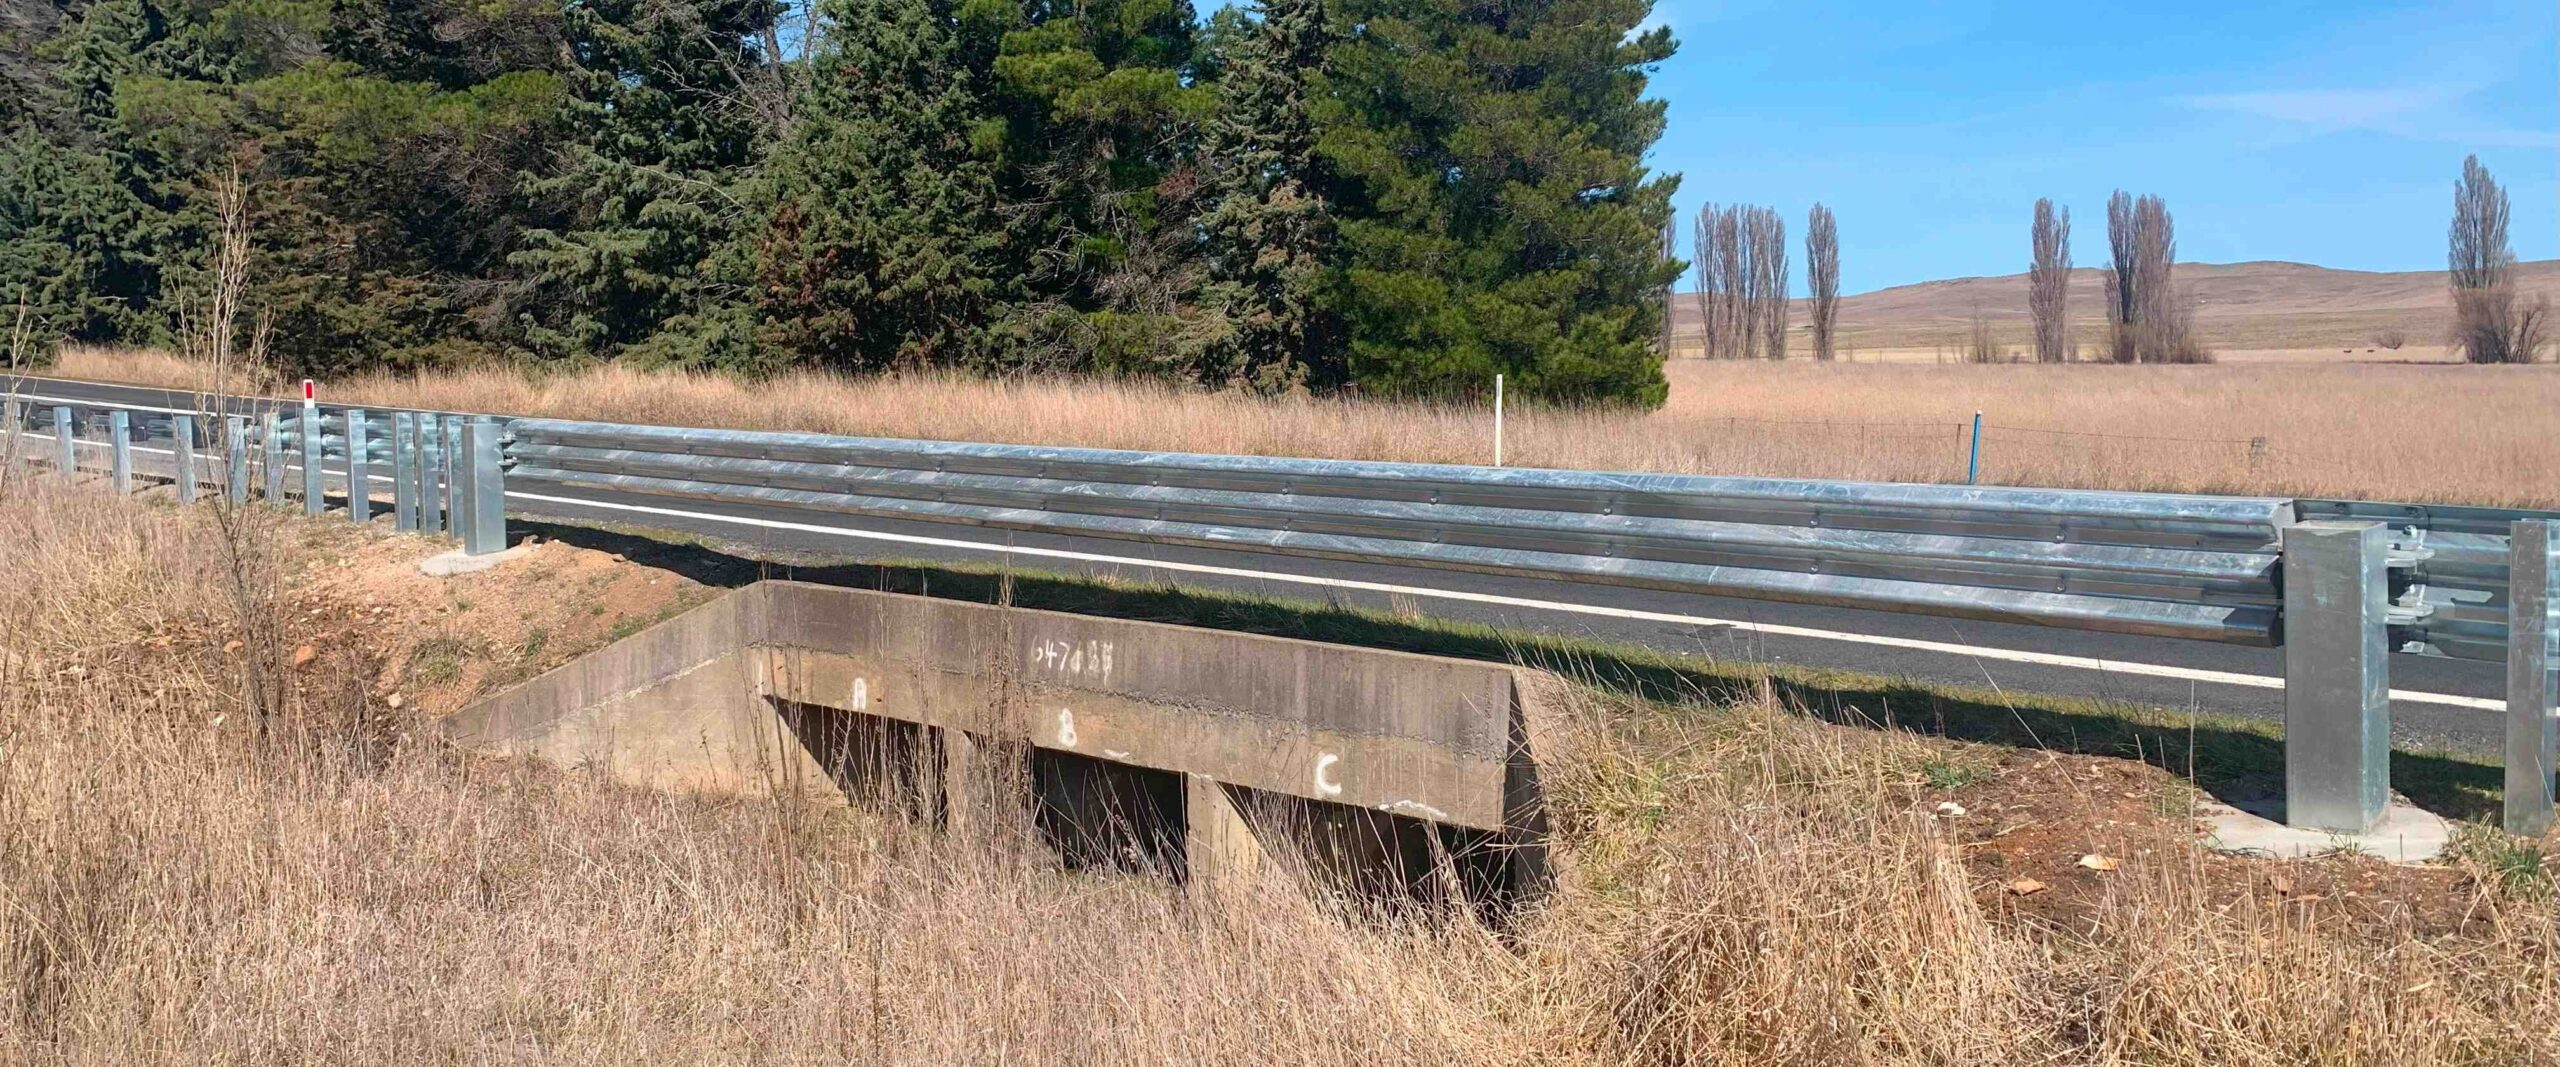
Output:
3,373,2512,755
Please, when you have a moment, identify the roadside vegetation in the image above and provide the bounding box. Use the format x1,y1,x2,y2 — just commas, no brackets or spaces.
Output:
5,459,2557,1062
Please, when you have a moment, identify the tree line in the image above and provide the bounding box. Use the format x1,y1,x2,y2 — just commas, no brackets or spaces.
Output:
2021,156,2545,365
0,0,1685,404
1684,201,1839,361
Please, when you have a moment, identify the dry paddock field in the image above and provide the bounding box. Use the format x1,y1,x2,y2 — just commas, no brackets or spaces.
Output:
45,347,2560,508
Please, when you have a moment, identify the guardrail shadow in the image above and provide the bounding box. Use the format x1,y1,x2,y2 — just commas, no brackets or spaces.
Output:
508,519,2507,824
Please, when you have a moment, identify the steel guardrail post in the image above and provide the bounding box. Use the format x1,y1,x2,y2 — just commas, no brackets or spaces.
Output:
108,409,132,494
344,409,370,523
52,405,72,477
262,413,285,504
2505,520,2558,836
392,412,417,530
299,409,324,516
418,414,444,534
441,415,463,534
225,417,248,503
460,416,506,555
2281,520,2391,833
173,414,196,504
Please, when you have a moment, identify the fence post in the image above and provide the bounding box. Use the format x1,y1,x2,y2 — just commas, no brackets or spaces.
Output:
2506,520,2558,836
344,409,370,523
262,413,285,504
173,414,197,504
392,412,417,531
1965,412,1983,485
299,410,323,516
2,396,18,469
53,405,73,477
2281,520,2391,833
226,416,248,503
108,410,132,494
418,414,444,535
459,417,506,555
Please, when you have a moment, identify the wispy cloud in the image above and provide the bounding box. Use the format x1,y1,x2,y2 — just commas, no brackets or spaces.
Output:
2180,86,2457,126
2176,82,2544,147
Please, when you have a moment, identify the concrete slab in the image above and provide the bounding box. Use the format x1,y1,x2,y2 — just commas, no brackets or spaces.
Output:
419,542,533,577
2201,797,2454,864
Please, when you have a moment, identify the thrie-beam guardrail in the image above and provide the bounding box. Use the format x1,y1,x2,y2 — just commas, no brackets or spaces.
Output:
4,385,2553,839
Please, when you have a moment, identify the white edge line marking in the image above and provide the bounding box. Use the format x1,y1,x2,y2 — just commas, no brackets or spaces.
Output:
496,489,2502,713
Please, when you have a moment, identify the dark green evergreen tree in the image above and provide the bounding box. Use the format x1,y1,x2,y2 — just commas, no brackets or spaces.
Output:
979,0,1212,374
1312,0,1681,405
1194,0,1338,393
510,0,777,365
745,0,1009,370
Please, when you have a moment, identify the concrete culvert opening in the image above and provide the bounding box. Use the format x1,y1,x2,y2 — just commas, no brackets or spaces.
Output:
442,581,1556,922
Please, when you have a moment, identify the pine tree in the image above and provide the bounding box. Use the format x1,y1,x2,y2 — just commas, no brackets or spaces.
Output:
1194,0,1339,392
745,0,1009,369
511,0,778,365
980,0,1210,373
1312,0,1680,404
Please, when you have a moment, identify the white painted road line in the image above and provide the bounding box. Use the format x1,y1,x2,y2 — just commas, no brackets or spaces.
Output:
17,429,2504,714
499,489,2504,713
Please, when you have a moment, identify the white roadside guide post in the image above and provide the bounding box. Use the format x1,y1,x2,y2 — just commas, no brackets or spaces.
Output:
299,379,323,516
1492,373,1504,467
2507,520,2558,836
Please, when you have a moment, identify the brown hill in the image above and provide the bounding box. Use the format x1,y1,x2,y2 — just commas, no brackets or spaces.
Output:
1669,259,2560,359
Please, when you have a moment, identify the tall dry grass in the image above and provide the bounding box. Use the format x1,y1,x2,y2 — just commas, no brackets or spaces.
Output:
49,346,2560,508
2,473,2555,1062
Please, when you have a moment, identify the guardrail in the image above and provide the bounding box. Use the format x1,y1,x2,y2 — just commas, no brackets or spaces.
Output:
0,394,506,554
5,386,2553,839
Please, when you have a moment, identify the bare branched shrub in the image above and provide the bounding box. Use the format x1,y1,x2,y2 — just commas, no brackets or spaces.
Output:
2028,199,2071,363
2370,328,2407,351
1965,305,2003,364
2450,155,2549,364
1805,204,1838,362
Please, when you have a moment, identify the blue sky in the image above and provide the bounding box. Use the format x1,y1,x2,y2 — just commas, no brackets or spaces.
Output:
1642,0,2557,295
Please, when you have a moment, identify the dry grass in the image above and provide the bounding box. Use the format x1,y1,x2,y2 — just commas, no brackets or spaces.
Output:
51,345,2560,508
3,471,2557,1062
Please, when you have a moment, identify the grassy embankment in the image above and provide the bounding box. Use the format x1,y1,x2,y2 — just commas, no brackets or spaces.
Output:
2,452,2556,1062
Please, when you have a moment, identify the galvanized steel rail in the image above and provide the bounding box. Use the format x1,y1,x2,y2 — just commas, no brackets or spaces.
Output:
505,419,2295,644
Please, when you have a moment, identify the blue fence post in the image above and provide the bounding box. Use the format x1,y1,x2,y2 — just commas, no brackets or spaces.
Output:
108,409,132,494
262,413,285,504
52,405,73,477
226,416,249,503
173,414,197,504
392,412,417,531
1965,411,1983,486
344,409,370,523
